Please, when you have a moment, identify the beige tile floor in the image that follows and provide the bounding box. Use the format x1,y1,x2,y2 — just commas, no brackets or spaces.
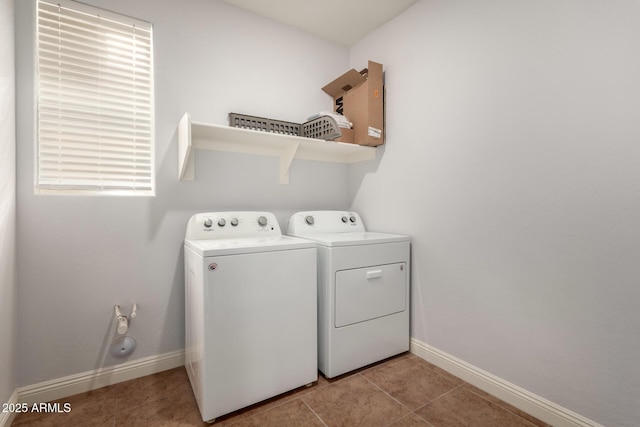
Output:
11,353,550,426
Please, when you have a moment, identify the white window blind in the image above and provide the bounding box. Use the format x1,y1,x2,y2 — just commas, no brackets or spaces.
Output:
36,0,154,195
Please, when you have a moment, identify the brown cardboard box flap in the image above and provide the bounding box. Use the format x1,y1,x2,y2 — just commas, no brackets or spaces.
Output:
321,60,384,147
321,69,367,98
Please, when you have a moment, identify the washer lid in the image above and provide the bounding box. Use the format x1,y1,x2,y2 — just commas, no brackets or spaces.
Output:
291,231,409,247
185,235,315,256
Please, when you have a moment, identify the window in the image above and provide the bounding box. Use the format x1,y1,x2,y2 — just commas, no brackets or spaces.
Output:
36,0,154,195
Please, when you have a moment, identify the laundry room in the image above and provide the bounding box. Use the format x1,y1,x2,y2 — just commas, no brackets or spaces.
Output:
2,0,640,426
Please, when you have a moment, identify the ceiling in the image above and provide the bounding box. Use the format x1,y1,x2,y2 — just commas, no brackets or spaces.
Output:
220,0,419,47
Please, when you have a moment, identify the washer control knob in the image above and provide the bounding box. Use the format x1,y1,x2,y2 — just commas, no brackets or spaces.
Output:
230,218,239,227
258,216,268,227
305,215,315,225
349,215,356,223
217,218,226,227
341,216,348,223
203,218,213,228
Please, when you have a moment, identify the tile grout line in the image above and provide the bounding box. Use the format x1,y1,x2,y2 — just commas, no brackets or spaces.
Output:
300,398,329,427
359,359,473,426
358,372,420,426
411,382,543,427
358,372,407,408
226,392,305,427
361,364,467,411
462,385,541,427
304,369,416,427
386,412,436,427
410,358,546,426
408,385,465,427
411,382,466,415
234,394,330,427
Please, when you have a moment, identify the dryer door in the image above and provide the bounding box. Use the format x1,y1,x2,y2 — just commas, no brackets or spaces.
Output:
335,262,406,328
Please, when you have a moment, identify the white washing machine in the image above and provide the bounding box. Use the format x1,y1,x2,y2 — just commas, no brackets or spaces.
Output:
184,211,317,423
287,210,410,378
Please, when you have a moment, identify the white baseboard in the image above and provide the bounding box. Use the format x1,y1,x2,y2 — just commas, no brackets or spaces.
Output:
410,338,602,427
17,350,184,406
0,390,18,427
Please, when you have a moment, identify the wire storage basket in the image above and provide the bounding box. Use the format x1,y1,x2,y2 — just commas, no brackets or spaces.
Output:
301,116,342,141
228,113,344,141
229,113,301,136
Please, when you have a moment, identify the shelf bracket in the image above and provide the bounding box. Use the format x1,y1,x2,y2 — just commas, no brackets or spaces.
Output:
279,143,299,184
178,113,194,180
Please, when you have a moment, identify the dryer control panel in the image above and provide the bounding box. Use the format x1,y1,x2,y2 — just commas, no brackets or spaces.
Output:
287,211,366,234
185,211,281,240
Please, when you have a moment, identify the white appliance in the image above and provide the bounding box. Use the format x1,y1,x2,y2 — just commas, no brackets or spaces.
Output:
184,211,317,423
287,210,410,378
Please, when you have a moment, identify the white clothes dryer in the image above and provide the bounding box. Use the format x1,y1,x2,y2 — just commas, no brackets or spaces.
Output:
184,212,317,423
287,211,410,378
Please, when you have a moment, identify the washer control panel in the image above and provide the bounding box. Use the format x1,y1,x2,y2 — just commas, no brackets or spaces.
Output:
186,211,281,240
287,211,366,234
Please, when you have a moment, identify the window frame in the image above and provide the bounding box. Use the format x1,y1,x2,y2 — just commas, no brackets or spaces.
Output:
34,0,155,196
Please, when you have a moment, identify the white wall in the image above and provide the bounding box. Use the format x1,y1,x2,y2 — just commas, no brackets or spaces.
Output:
349,1,640,426
0,0,17,407
14,0,349,387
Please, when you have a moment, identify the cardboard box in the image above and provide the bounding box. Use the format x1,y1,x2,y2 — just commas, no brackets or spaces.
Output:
321,60,384,146
335,127,353,144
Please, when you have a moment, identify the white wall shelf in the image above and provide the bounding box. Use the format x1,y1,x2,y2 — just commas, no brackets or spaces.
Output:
178,113,377,184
